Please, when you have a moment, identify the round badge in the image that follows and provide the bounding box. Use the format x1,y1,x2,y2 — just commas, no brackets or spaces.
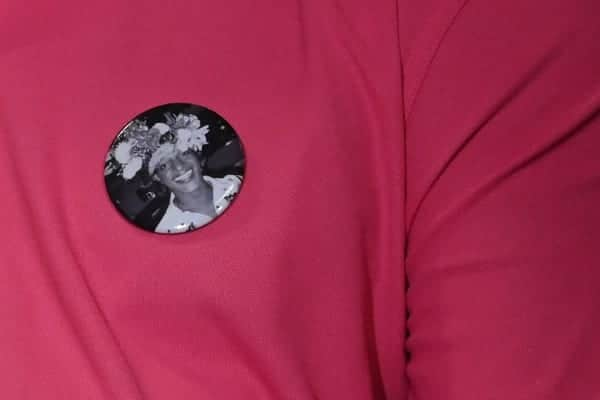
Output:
104,103,246,234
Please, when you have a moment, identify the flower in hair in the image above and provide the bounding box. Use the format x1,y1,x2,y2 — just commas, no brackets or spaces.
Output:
106,113,210,179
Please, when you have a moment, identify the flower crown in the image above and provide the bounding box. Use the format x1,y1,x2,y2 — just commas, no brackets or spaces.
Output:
106,113,210,180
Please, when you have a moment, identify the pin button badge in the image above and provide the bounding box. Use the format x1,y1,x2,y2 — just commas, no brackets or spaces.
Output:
104,103,246,234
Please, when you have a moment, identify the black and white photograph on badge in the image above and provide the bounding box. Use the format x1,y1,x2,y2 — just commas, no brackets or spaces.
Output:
104,103,245,234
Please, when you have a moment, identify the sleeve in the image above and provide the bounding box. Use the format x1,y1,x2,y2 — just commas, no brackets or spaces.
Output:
401,1,600,398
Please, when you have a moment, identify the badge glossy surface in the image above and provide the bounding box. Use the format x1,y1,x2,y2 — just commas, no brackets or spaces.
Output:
104,103,246,234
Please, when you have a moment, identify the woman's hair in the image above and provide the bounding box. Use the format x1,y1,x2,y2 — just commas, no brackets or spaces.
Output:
107,113,210,180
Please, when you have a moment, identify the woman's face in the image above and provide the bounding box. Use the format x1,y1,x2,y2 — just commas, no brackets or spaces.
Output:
154,149,204,193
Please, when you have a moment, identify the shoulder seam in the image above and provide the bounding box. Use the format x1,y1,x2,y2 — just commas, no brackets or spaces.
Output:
404,0,472,122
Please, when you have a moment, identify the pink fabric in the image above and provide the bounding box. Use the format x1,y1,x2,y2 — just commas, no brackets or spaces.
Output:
1,0,599,398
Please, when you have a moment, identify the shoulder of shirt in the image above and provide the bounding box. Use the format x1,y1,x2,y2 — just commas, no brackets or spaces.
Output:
204,174,242,185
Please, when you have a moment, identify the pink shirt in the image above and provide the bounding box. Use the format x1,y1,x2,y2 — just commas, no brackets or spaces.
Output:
1,1,599,398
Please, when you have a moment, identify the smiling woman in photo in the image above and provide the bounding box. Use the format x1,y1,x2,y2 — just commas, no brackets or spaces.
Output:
107,111,242,234
150,144,241,233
